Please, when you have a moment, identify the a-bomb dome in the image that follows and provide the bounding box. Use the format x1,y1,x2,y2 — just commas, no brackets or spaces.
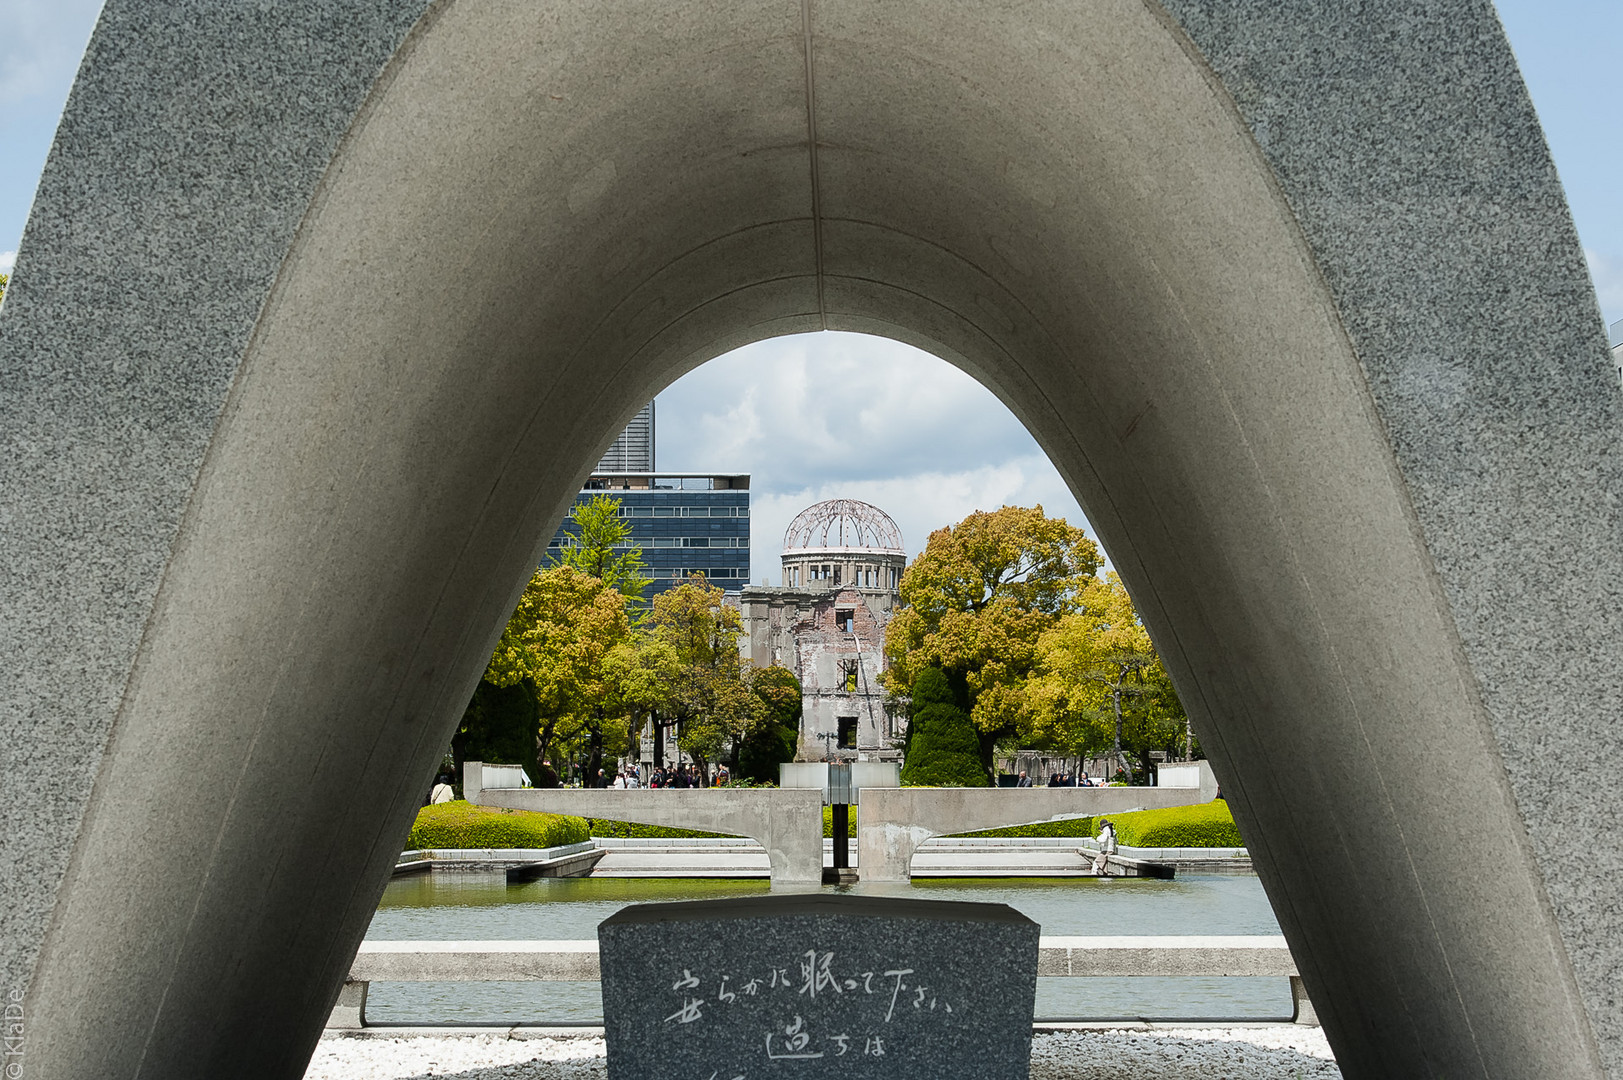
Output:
782,498,904,554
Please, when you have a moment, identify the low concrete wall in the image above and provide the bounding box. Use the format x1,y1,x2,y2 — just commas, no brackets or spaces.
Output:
857,787,1210,882
330,936,1314,1027
471,786,825,884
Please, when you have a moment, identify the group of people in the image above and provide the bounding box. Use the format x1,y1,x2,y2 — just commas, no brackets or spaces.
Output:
599,763,732,789
1013,770,1099,787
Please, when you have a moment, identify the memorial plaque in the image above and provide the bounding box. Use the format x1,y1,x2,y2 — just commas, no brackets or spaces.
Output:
598,893,1039,1079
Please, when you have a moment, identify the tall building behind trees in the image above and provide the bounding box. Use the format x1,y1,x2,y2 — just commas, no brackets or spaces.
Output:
546,402,750,598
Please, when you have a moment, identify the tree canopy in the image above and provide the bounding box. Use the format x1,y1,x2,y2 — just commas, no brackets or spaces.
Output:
482,564,630,779
736,664,802,782
884,505,1101,746
897,666,989,786
549,494,652,605
643,574,763,773
1026,573,1189,781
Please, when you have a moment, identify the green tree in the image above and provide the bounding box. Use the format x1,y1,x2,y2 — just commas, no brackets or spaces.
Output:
452,678,543,789
884,505,1101,764
0,272,8,304
549,494,652,607
484,564,630,784
1026,573,1186,782
644,574,761,779
737,665,802,782
897,666,989,786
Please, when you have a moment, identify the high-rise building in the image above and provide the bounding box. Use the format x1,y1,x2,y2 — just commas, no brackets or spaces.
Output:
594,402,655,472
547,404,750,599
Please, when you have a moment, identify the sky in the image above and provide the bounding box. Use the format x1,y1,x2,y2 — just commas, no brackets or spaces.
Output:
3,2,1618,584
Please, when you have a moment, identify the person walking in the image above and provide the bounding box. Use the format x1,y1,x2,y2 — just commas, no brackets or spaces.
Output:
1092,818,1117,876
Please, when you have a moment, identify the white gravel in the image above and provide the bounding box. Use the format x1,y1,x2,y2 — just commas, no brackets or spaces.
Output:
305,1027,1339,1079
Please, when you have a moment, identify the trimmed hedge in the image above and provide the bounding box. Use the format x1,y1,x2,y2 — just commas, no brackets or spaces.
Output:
947,801,1242,846
586,819,733,840
822,805,857,838
949,816,1095,840
1107,801,1243,847
408,800,588,849
899,668,990,787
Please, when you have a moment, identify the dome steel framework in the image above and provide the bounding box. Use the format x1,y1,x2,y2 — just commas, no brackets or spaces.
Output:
782,499,904,553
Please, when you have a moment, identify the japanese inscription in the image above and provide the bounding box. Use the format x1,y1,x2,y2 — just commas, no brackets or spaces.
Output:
599,893,1039,1080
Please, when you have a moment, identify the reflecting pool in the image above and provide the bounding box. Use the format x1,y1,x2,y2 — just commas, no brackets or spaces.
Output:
364,874,1290,1023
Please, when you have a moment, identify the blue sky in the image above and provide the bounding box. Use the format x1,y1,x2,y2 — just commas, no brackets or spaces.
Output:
3,2,1617,580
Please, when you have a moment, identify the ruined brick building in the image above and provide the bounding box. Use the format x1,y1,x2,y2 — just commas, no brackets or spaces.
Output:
737,500,909,761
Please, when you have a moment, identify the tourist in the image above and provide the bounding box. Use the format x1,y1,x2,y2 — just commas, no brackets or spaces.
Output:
429,773,455,804
612,771,627,789
715,765,730,786
1016,770,1031,788
626,768,640,789
1093,817,1117,876
1046,772,1061,787
536,759,560,788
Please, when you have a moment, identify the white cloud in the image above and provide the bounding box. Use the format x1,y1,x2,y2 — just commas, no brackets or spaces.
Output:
0,250,14,274
656,332,1105,586
1586,249,1623,331
0,0,102,102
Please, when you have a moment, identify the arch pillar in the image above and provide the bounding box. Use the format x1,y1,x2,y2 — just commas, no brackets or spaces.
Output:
1,2,1619,1078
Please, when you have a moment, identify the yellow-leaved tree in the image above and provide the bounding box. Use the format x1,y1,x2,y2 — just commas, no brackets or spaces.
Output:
484,564,630,783
1026,572,1188,782
641,574,763,779
884,505,1101,766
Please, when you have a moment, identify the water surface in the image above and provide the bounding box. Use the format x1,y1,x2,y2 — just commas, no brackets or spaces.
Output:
364,874,1290,1023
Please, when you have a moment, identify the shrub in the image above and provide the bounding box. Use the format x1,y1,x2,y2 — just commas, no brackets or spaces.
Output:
407,801,587,849
586,818,734,839
899,667,990,787
949,816,1095,839
1105,801,1243,848
822,805,858,838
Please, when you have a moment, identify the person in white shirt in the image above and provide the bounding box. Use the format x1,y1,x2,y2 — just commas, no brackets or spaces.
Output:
1092,818,1117,876
612,772,627,789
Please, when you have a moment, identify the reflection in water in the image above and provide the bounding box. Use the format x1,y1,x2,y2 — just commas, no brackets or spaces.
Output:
364,875,1290,1024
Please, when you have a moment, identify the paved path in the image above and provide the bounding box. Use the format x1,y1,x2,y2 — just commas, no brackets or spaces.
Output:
306,1028,1340,1079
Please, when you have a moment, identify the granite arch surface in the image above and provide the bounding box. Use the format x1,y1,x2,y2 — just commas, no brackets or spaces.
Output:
1,2,1618,1078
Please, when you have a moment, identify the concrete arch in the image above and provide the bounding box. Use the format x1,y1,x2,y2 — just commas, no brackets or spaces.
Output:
2,2,1618,1078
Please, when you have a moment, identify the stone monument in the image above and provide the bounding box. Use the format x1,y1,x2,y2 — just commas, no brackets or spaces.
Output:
598,894,1039,1079
3,3,1620,1077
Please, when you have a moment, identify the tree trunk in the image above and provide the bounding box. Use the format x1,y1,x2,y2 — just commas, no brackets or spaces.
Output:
1112,686,1124,783
585,717,604,787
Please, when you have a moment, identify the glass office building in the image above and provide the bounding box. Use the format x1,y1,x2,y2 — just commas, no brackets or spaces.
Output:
547,472,751,598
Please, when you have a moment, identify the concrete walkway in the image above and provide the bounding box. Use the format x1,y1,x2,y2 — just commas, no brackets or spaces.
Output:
471,778,1219,884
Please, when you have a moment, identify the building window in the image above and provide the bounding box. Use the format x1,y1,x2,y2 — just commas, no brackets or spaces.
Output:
837,609,855,634
842,658,859,692
838,716,858,749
